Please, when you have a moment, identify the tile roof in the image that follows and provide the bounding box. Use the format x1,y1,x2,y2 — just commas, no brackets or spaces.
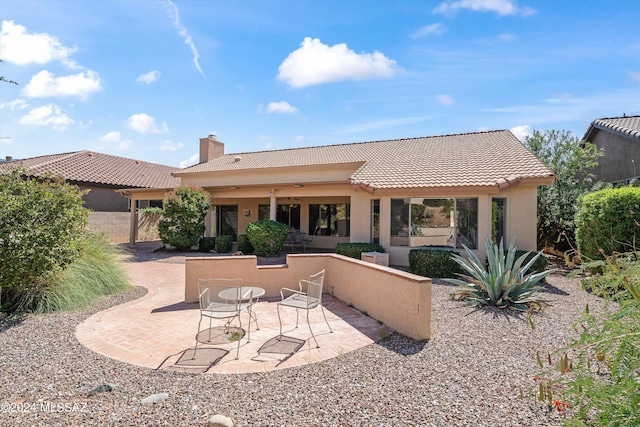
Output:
0,151,180,188
176,130,554,189
586,115,640,141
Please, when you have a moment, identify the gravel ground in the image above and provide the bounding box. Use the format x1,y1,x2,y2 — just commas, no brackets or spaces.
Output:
0,253,612,427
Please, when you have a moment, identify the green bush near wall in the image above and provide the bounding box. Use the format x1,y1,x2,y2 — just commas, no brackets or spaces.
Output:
409,249,461,278
246,219,288,256
576,187,640,260
198,237,216,252
215,235,233,253
335,243,385,259
237,234,254,254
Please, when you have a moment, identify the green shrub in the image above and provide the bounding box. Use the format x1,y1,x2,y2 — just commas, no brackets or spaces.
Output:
245,220,288,256
535,280,640,425
0,169,89,309
447,237,553,312
3,233,131,313
335,243,385,259
237,234,254,254
198,237,216,252
409,249,461,278
215,235,233,253
158,186,209,251
576,187,640,260
571,250,640,302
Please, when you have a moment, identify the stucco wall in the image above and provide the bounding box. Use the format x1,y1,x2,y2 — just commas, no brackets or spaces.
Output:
589,129,640,183
185,253,432,340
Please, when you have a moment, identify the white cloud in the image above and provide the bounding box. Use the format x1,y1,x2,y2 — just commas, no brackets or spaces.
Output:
413,23,447,38
101,130,132,150
116,140,132,151
292,135,304,143
340,115,435,134
0,20,78,67
436,94,454,106
101,131,122,143
18,104,73,130
0,98,28,110
179,153,199,168
630,71,640,83
163,0,205,78
277,37,401,88
433,0,535,16
510,124,532,141
127,113,169,134
161,139,184,151
136,70,161,84
267,101,299,114
22,70,102,100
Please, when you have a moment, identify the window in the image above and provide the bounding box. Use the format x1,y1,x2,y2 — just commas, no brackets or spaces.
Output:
492,198,506,246
309,204,350,236
258,204,300,230
390,198,478,249
371,199,380,244
212,205,238,240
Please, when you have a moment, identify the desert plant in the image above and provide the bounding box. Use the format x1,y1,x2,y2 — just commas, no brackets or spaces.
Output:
533,278,640,426
570,249,640,302
409,249,461,278
447,237,554,312
245,219,288,256
0,169,89,310
335,242,385,259
575,187,640,260
158,186,209,251
215,235,233,253
198,237,216,252
237,234,254,254
3,233,131,313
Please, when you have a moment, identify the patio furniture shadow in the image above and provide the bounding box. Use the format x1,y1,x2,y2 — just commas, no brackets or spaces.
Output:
252,335,306,367
151,302,199,313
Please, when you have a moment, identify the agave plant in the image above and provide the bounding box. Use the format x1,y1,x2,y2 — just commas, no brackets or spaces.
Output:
446,237,554,312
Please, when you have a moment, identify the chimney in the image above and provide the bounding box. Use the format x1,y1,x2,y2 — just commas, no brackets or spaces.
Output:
199,133,224,163
6,156,13,162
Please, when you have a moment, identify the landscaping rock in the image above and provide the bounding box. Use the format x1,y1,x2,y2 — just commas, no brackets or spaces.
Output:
140,392,169,404
208,414,234,427
87,383,115,397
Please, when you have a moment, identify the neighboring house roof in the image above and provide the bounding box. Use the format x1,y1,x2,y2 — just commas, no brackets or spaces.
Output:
584,115,640,142
0,150,180,188
176,130,554,189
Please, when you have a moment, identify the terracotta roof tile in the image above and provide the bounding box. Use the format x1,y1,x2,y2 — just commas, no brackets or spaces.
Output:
0,151,180,188
177,130,554,189
590,115,640,141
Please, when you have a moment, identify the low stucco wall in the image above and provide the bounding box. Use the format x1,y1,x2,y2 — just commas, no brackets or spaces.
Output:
87,211,129,243
185,254,431,340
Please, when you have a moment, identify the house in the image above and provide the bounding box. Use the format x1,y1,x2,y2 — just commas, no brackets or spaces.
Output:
0,151,180,242
163,131,555,266
583,115,640,185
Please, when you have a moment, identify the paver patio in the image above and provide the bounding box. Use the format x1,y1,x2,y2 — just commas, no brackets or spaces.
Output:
76,258,393,374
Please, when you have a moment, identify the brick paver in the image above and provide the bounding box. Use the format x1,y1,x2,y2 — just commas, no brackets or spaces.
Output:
76,259,392,374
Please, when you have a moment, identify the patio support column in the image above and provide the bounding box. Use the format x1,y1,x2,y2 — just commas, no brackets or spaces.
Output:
269,190,277,220
129,197,138,246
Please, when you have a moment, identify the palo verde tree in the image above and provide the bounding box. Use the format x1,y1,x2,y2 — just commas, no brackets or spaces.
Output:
524,130,604,250
158,186,209,251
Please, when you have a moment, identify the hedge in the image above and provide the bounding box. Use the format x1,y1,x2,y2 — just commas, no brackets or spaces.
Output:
409,249,461,278
576,187,640,259
335,243,385,259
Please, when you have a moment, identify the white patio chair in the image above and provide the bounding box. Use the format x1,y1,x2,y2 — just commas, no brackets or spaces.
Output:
195,278,254,360
277,269,333,348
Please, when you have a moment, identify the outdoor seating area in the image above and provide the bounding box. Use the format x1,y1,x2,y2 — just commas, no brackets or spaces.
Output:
76,259,393,374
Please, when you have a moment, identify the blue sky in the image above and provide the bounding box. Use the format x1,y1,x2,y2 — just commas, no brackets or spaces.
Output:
1,0,639,168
